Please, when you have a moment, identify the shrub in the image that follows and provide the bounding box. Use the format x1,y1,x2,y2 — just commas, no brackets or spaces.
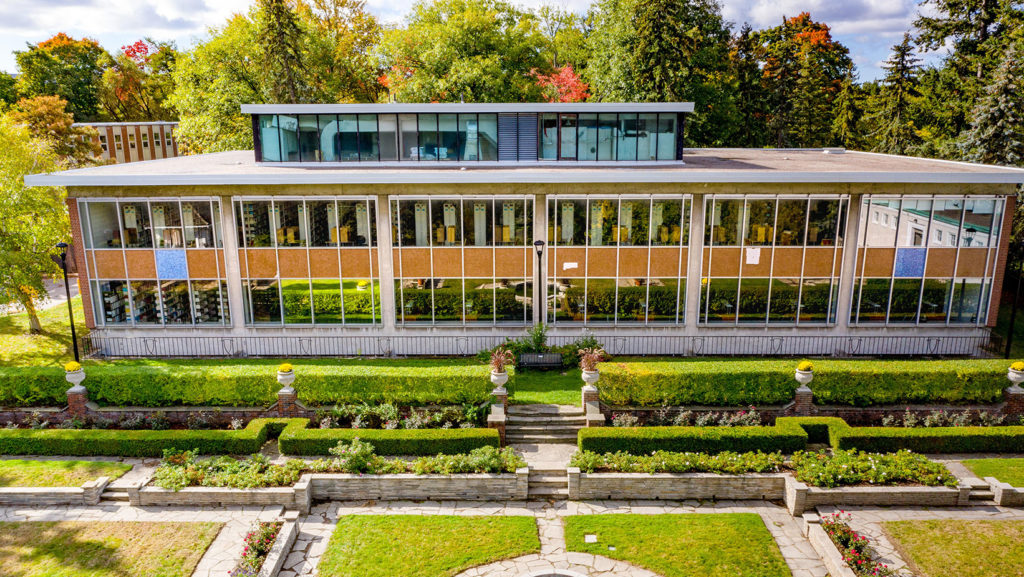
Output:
0,362,495,407
821,513,897,577
231,521,283,577
597,361,798,406
829,422,1024,454
577,419,808,454
279,424,500,456
154,449,306,491
569,450,785,474
792,449,959,488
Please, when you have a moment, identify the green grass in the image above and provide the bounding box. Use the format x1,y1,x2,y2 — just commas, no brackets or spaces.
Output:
0,296,88,367
0,521,221,577
564,514,791,577
883,519,1024,577
0,459,132,487
962,458,1024,486
317,515,540,577
512,368,582,405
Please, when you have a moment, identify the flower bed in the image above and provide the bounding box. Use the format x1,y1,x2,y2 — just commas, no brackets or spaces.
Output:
569,450,785,474
792,449,959,488
231,521,284,577
819,513,897,576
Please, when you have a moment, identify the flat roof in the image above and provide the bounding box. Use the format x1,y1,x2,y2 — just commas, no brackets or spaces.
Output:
25,148,1024,187
241,102,695,114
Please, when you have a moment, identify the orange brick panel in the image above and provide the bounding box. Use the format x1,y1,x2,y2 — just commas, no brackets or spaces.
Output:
771,247,804,277
648,247,682,277
124,250,156,279
494,248,527,277
246,249,278,278
740,247,772,277
308,249,340,278
586,247,617,277
956,248,990,277
186,249,221,278
707,247,741,277
92,250,126,278
277,248,309,278
463,248,494,277
340,248,374,278
617,247,649,278
399,248,431,278
859,248,895,277
431,248,463,277
925,248,957,277
553,247,586,278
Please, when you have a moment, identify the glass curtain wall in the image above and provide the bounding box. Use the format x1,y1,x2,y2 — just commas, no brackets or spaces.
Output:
700,195,848,325
546,196,690,325
78,198,229,327
235,197,380,325
852,195,1004,326
391,196,533,325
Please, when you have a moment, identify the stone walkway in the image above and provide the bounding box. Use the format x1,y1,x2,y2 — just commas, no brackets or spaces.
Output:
285,499,827,577
513,443,578,470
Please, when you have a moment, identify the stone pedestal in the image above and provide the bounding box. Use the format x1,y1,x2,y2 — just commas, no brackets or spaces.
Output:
581,385,599,407
66,385,89,418
277,387,300,418
487,404,507,446
793,385,815,416
1004,385,1024,417
491,387,509,408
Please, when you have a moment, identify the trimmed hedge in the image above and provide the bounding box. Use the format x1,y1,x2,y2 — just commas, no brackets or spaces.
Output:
0,418,499,457
279,425,500,456
577,419,808,454
597,359,1014,407
826,420,1024,454
0,362,497,407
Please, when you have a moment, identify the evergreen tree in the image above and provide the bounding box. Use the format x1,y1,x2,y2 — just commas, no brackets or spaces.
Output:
915,0,1014,80
257,0,310,103
960,42,1024,165
729,24,769,147
830,69,863,149
871,33,922,155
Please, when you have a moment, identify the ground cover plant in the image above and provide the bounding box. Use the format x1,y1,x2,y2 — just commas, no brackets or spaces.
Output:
0,520,221,577
792,449,958,488
154,440,526,491
231,521,283,577
569,450,785,474
313,402,485,430
883,519,1024,577
821,513,897,576
316,515,540,577
564,513,791,577
0,458,131,486
961,458,1024,486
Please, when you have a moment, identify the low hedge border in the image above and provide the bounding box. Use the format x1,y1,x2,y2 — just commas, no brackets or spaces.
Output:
0,418,499,457
581,417,1024,455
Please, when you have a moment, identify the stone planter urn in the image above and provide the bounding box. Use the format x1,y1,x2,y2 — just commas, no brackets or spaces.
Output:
795,369,813,386
490,370,509,395
65,366,86,388
581,369,599,390
1009,364,1024,386
277,364,296,393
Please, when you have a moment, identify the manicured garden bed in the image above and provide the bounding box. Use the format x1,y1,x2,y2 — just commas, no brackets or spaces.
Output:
883,519,1024,577
564,513,791,577
0,459,131,486
0,520,221,577
317,515,540,577
961,458,1024,486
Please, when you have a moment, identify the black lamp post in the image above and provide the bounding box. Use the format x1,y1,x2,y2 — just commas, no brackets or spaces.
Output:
54,242,79,362
533,240,545,323
1005,240,1024,359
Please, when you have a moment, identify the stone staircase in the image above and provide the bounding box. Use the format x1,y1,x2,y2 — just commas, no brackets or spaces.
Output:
99,487,131,504
963,477,996,505
505,404,585,444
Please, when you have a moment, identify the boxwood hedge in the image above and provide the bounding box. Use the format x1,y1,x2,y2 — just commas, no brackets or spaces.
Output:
0,362,497,407
597,359,1013,407
0,418,498,457
577,419,808,454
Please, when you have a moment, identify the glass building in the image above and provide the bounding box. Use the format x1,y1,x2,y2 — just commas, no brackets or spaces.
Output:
29,102,1024,357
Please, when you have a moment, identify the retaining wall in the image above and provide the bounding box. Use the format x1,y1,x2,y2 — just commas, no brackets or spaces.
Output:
0,476,109,506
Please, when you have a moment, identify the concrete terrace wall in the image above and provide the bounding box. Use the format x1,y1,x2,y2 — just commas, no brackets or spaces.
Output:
0,477,109,506
567,471,786,501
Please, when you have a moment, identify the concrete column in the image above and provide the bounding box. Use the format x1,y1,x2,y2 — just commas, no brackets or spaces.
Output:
375,194,397,329
684,194,706,327
532,194,547,325
833,191,862,334
219,195,246,331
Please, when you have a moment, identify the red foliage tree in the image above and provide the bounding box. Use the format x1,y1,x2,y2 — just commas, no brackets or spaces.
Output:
534,65,589,102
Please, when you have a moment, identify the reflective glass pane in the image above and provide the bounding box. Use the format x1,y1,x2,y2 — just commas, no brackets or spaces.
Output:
438,114,458,161
182,201,215,248
584,278,615,322
588,199,618,246
648,278,681,323
807,199,842,246
617,114,637,160
479,114,498,161
618,200,650,246
337,115,359,161
898,198,931,247
651,199,685,246
238,201,273,247
378,114,398,161
433,278,462,322
338,200,373,246
855,278,890,323
963,198,998,247
307,200,335,247
399,114,418,161
311,280,342,324
458,114,476,161
656,113,676,160
274,201,307,247
702,278,737,323
464,200,492,246
118,201,152,248
637,113,657,160
150,201,183,248
738,278,769,323
889,278,922,322
921,279,952,323
466,279,494,323
598,114,617,160
418,114,439,160
578,113,598,161
343,279,378,324
768,278,799,323
707,199,742,246
279,115,299,161
86,202,120,248
395,199,430,247
431,199,461,246
744,199,775,246
247,280,281,323
96,280,129,324
318,115,338,161
950,278,984,323
560,114,577,159
259,115,282,161
519,279,532,324
554,278,585,321
497,199,527,245
615,279,646,323
281,279,312,324
131,280,161,324
160,280,192,324
298,115,319,162
192,279,227,324
775,199,807,246
553,199,587,246
863,198,899,246
540,113,558,159
358,114,379,161
798,278,833,323
398,279,432,322
931,198,963,247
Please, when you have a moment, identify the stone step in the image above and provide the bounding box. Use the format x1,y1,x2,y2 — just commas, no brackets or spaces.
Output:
530,467,569,476
529,474,568,485
508,415,587,424
528,485,569,498
506,432,579,442
508,405,583,416
962,477,991,490
507,425,584,433
970,491,995,500
101,491,130,502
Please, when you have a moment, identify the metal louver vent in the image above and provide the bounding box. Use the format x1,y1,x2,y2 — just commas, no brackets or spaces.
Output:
516,113,538,161
498,113,518,161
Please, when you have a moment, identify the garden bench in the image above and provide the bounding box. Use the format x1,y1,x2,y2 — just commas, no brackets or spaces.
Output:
518,353,563,370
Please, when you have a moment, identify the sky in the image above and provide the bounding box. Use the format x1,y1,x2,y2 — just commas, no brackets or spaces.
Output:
0,0,947,82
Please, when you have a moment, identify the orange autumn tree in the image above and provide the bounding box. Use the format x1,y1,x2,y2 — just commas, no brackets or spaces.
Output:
15,33,108,121
535,65,589,102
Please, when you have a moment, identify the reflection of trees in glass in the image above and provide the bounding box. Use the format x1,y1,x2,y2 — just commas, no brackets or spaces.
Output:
775,200,807,245
619,200,650,245
652,200,684,245
889,279,923,322
701,278,738,321
708,200,742,245
807,199,841,245
768,279,799,321
797,279,833,322
744,200,775,245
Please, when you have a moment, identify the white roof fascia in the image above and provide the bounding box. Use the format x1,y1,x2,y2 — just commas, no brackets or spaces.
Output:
240,102,696,114
25,170,1024,187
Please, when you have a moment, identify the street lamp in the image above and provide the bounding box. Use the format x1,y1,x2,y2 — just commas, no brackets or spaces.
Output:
1005,240,1024,359
965,227,977,247
533,240,545,323
54,242,79,362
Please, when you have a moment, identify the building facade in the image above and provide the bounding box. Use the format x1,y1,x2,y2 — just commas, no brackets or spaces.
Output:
31,103,1024,357
76,121,179,164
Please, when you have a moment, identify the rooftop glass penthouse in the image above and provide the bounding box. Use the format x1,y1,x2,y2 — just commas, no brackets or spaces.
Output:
26,102,1024,358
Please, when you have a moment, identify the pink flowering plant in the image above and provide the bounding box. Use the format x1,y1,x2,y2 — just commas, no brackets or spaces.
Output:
820,512,899,576
230,521,283,576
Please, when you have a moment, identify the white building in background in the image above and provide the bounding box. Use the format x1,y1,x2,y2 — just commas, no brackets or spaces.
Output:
76,121,179,164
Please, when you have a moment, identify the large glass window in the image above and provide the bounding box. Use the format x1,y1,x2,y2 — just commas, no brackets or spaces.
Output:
343,279,378,324
358,114,379,161
438,114,458,161
618,200,651,246
418,114,438,160
131,281,160,324
378,114,399,161
281,280,312,324
192,280,228,324
298,115,319,162
161,280,192,324
706,199,742,246
588,199,618,246
744,199,775,246
464,200,492,246
431,199,461,246
738,278,769,322
775,200,807,246
150,202,183,248
637,113,657,160
85,202,120,248
578,114,598,161
656,114,676,160
259,115,282,162
95,281,129,324
246,280,281,323
479,114,498,161
651,199,687,246
182,201,217,248
616,114,637,161
279,115,299,161
540,113,558,160
399,114,418,161
119,201,152,248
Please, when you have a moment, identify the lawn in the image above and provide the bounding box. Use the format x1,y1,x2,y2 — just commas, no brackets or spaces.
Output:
0,296,88,367
883,519,1024,577
962,458,1024,486
564,513,791,577
0,521,222,577
317,515,540,577
512,368,582,405
0,459,132,487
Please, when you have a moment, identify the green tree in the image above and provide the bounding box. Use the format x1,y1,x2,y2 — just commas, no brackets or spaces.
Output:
0,72,16,107
587,0,739,146
376,0,548,102
257,0,311,103
0,117,67,333
831,70,864,148
960,42,1024,165
538,5,590,70
15,33,109,121
729,23,769,147
98,39,177,121
298,0,383,102
870,33,922,155
7,95,102,167
915,0,1020,80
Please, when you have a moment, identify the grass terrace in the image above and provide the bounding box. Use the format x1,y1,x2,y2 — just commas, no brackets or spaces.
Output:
0,296,87,366
883,519,1024,577
317,515,540,577
961,458,1024,486
564,513,791,577
0,459,132,486
0,520,221,577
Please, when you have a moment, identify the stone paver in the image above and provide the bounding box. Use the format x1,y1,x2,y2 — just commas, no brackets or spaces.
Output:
513,443,578,470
